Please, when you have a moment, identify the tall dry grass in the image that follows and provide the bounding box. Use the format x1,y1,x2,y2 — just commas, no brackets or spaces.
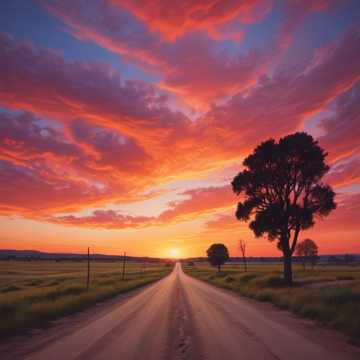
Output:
0,261,172,336
184,263,360,340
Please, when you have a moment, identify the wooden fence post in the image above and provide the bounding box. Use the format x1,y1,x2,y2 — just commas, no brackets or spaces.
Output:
122,251,126,280
86,247,90,290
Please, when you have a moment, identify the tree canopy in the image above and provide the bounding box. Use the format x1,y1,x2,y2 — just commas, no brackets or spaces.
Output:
296,238,319,269
207,243,229,272
231,132,336,284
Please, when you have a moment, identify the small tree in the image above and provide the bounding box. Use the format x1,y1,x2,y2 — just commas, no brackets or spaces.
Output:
207,243,229,272
239,239,247,272
344,254,355,264
231,132,336,285
296,239,318,270
328,255,339,264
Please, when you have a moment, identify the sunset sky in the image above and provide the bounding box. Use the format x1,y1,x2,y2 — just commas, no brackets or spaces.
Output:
0,0,359,258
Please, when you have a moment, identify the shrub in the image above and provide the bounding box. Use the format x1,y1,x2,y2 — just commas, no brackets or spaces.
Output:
299,303,333,322
239,273,257,283
336,275,355,281
253,275,286,288
320,288,360,305
256,289,274,302
272,293,290,309
1,285,21,293
334,303,360,337
27,279,43,286
213,272,228,278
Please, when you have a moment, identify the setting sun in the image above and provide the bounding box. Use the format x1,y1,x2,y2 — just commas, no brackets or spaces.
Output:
169,249,180,258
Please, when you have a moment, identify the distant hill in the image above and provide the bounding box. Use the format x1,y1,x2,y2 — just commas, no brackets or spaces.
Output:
0,249,169,262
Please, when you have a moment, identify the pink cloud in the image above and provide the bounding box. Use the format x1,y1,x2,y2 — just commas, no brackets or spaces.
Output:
0,111,80,160
0,21,359,221
42,0,346,109
0,110,163,214
42,0,275,108
114,0,273,41
318,83,360,162
50,210,154,229
308,192,360,233
278,0,344,47
70,119,152,175
0,33,267,182
157,33,273,108
51,177,358,237
49,184,236,229
205,212,238,230
0,159,107,215
197,24,360,157
325,156,360,189
0,32,189,140
159,185,236,222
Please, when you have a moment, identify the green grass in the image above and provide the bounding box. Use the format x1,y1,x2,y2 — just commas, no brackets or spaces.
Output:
183,263,360,340
0,260,172,336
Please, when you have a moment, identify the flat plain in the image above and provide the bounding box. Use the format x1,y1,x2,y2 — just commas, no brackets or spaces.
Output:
183,262,360,340
0,260,172,336
2,263,360,360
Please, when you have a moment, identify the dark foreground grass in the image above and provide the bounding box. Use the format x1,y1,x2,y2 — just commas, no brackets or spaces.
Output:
183,263,360,341
0,261,172,337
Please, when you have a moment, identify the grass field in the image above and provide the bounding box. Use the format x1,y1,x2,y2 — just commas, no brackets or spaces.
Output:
183,262,360,340
0,260,173,337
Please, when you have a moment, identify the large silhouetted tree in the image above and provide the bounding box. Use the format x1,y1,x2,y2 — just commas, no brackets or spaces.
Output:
231,132,336,285
207,243,229,272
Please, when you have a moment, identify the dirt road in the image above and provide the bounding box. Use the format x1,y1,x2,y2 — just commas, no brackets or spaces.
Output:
7,263,360,360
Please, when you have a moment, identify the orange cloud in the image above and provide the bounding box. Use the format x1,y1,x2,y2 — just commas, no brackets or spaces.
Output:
0,23,359,221
42,0,344,109
159,185,236,222
48,185,236,228
42,1,275,108
0,33,189,140
197,24,360,158
205,212,238,230
0,110,161,215
0,112,79,160
0,159,108,216
49,210,155,229
115,0,273,41
318,83,360,163
325,156,360,189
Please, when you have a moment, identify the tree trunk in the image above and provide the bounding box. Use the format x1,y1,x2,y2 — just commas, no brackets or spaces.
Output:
283,253,293,286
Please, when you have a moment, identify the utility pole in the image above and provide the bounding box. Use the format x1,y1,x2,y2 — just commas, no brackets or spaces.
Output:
122,251,126,280
86,247,90,290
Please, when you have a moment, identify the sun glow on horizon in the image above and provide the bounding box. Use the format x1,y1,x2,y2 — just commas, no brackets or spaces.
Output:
169,248,180,258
